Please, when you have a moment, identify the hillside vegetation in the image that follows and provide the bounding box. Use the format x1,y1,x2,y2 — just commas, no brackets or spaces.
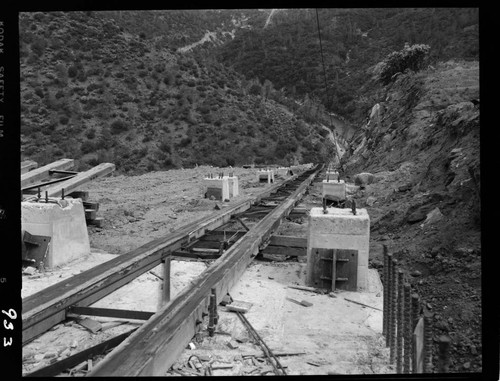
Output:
217,8,478,123
19,11,335,174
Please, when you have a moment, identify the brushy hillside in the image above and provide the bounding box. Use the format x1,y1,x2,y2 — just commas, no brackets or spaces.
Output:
19,11,335,174
217,8,479,123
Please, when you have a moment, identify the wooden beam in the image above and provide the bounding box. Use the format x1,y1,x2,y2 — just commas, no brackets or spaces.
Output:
21,158,74,188
25,328,138,377
261,246,306,257
88,166,320,376
162,257,171,305
22,172,303,344
67,306,154,320
24,163,115,201
269,235,307,248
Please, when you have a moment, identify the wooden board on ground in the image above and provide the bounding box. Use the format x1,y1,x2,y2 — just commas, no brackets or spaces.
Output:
226,300,253,313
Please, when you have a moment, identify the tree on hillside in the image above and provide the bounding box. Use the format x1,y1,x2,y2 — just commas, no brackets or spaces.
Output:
377,43,431,85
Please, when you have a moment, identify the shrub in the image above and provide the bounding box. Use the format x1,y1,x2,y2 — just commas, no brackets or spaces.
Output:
178,137,192,147
59,116,69,125
68,65,78,78
378,43,431,85
110,119,129,134
86,128,96,139
31,38,46,56
81,140,95,154
34,87,44,98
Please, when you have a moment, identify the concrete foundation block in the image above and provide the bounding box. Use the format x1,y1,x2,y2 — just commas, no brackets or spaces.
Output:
257,170,274,183
326,171,339,180
277,167,290,177
21,199,90,268
225,176,239,197
204,177,230,200
307,207,370,291
322,180,346,201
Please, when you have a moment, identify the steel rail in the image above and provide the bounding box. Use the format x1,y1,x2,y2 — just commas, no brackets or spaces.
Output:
22,170,310,345
88,166,321,376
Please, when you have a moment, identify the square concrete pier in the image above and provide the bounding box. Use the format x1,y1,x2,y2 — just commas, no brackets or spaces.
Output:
322,179,346,201
224,175,239,197
204,177,230,201
257,170,275,183
21,198,90,268
326,171,339,180
306,207,370,291
277,167,290,177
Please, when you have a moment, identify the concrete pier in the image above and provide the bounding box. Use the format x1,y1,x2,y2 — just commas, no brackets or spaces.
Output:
326,171,339,180
322,179,346,201
21,198,90,268
224,175,239,197
257,170,275,183
277,167,290,177
204,176,230,201
306,207,370,291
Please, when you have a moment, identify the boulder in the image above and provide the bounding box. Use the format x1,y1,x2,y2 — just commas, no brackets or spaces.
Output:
366,196,377,206
421,207,444,226
353,172,375,187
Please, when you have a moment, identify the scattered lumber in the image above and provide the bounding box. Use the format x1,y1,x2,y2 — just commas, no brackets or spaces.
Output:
21,158,74,188
241,350,306,359
23,163,115,201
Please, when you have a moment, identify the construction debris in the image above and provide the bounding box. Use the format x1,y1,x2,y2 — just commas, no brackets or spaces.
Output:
227,340,239,349
287,285,326,294
343,297,382,311
286,297,313,307
77,318,102,333
226,300,253,313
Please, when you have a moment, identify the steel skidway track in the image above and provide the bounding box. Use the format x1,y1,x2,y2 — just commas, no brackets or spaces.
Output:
23,164,323,376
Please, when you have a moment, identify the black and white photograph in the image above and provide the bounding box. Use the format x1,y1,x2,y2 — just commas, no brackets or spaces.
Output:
2,5,495,379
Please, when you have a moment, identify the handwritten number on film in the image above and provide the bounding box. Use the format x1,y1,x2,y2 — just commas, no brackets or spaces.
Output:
2,309,17,347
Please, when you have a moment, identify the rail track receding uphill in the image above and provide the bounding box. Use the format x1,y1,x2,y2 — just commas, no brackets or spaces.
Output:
23,164,322,377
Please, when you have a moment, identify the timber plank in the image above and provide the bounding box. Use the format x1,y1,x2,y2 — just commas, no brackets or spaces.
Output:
269,235,307,248
21,158,74,188
68,306,154,321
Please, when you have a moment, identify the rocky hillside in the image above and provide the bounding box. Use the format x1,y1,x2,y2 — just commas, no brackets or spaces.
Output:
19,11,335,174
341,59,481,372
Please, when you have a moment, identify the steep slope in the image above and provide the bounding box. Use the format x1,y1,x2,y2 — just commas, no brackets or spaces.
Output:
19,11,335,173
342,59,481,372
